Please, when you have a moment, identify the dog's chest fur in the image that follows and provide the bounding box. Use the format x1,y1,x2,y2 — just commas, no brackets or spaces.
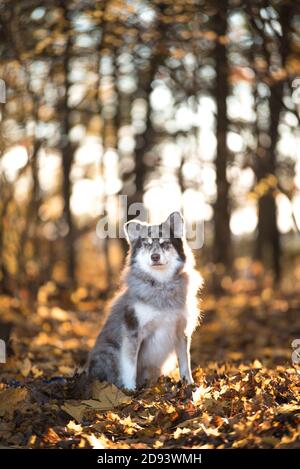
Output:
132,300,182,380
133,301,180,338
126,268,189,311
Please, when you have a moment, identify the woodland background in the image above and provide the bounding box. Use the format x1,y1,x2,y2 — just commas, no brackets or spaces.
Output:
0,0,300,450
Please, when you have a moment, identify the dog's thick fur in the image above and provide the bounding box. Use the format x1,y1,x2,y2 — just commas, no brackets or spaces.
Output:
88,212,203,390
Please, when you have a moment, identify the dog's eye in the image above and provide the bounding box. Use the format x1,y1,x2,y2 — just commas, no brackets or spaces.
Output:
159,239,169,248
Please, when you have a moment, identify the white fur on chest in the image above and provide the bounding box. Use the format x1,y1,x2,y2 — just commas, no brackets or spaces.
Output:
134,301,181,337
133,301,178,372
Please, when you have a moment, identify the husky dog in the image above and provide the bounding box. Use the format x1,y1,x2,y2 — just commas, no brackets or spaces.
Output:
88,212,203,390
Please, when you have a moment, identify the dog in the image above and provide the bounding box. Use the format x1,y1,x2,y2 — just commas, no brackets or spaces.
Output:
88,211,203,390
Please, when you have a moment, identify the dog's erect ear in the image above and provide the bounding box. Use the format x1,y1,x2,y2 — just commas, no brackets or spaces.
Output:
124,220,145,244
163,211,184,238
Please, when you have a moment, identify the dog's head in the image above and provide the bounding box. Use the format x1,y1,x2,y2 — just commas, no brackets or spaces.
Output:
124,212,187,280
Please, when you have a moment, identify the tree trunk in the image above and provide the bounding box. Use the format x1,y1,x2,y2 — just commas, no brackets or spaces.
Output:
213,0,231,269
255,4,291,281
60,1,75,283
255,87,281,280
134,86,153,203
0,183,11,294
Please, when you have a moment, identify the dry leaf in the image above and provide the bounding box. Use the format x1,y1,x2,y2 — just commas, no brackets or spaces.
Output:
43,427,60,444
85,433,107,449
66,420,83,433
20,358,32,377
91,381,132,409
192,385,212,403
0,388,29,417
276,404,300,414
61,401,87,423
61,383,131,423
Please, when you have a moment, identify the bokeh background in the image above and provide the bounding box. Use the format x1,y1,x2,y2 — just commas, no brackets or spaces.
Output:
0,0,300,296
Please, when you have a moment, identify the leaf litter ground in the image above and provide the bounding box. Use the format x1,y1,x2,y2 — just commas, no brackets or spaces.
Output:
0,268,300,449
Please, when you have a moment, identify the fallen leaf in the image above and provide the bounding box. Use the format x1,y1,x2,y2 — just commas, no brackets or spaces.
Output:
66,420,83,433
61,383,131,422
276,403,300,414
20,358,32,377
43,427,60,444
58,365,74,375
192,385,212,403
61,401,88,423
91,381,132,409
0,387,29,416
173,427,191,439
85,433,107,449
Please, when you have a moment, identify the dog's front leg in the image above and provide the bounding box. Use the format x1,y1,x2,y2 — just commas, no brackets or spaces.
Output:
175,333,194,385
120,334,139,390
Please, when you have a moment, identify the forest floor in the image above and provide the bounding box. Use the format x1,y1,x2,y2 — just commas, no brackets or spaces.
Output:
0,262,300,449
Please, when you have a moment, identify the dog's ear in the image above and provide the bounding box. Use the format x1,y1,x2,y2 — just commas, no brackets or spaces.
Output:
163,211,184,238
124,220,145,244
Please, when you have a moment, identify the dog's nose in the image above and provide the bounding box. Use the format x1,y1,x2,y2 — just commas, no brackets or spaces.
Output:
151,253,160,263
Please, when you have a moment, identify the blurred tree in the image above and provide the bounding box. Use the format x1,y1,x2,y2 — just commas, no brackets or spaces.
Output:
248,0,296,280
0,0,299,294
59,1,76,283
212,0,232,270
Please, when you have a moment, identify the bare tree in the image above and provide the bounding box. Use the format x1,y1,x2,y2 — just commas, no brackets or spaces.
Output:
213,0,232,270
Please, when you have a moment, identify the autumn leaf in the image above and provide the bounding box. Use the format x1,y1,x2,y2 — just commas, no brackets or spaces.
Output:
61,382,131,422
19,358,32,377
0,388,29,417
61,401,87,423
91,381,132,408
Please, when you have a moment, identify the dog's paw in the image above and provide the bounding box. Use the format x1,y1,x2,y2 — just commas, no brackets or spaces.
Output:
122,382,136,393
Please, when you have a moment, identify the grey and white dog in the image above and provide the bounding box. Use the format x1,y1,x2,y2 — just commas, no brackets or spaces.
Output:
88,212,203,390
